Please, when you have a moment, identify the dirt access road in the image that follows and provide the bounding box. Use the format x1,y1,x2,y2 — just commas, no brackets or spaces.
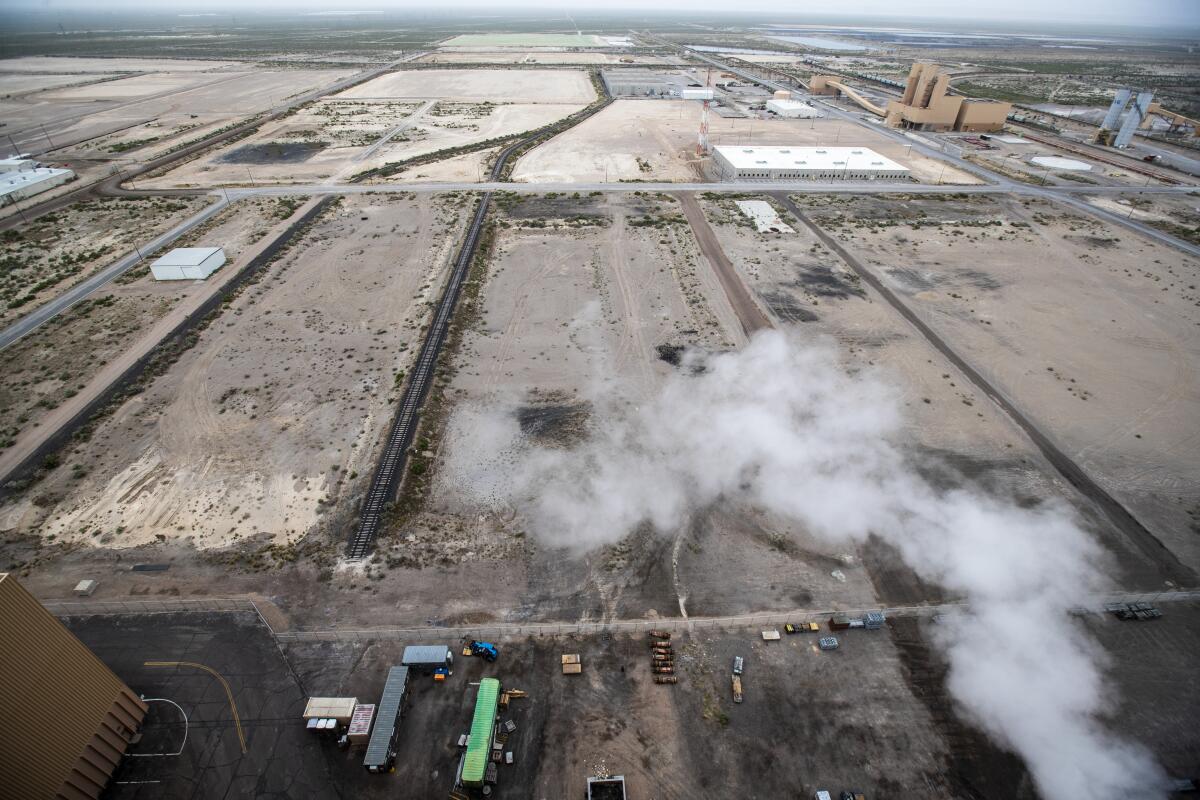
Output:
677,193,772,335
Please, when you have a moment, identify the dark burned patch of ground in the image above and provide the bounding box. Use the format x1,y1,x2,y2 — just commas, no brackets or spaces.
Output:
758,289,820,323
789,264,866,299
955,268,1004,291
908,445,1021,493
219,141,328,164
796,193,998,227
889,617,1038,800
516,401,590,444
860,535,949,606
885,266,941,292
495,192,605,221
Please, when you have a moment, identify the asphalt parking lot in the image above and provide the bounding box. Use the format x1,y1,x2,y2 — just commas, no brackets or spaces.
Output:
65,611,337,799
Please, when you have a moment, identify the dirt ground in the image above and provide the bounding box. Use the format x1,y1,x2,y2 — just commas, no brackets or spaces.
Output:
335,68,596,104
283,625,953,799
0,197,305,449
789,192,1200,577
511,99,979,184
1085,192,1200,246
0,195,211,327
0,192,466,551
0,56,240,73
966,144,1185,188
146,99,587,186
5,65,352,162
420,52,675,65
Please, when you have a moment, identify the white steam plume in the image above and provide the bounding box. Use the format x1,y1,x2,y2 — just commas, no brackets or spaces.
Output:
445,331,1166,799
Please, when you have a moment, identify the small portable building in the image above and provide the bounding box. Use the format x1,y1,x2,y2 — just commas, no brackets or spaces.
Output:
150,247,226,281
400,645,453,671
302,697,357,724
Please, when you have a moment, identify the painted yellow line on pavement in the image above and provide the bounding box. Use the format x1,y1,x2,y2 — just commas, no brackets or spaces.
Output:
144,661,247,753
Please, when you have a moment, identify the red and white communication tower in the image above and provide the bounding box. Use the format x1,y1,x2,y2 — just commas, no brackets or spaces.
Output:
681,67,715,155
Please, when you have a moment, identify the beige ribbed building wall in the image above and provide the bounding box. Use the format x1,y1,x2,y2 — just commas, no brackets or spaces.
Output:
0,574,147,800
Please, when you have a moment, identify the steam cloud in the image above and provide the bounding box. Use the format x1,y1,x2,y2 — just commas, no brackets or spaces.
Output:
445,330,1166,799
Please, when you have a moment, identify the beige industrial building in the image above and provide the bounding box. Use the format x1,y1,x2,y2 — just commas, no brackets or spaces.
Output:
0,574,148,799
811,64,1010,132
711,145,909,182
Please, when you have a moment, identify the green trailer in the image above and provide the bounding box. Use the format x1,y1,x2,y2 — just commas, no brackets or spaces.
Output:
462,678,500,788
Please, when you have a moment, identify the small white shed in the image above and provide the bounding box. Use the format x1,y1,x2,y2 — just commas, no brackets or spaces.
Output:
150,247,226,281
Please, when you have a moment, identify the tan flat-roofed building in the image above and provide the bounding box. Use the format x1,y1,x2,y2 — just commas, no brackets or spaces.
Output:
884,63,1010,133
0,574,147,799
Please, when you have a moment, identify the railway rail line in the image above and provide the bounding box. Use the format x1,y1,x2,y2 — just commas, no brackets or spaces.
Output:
345,79,615,559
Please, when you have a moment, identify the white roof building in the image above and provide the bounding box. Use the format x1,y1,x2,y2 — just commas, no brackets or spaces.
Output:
0,162,75,205
150,247,226,281
766,98,822,118
711,146,909,182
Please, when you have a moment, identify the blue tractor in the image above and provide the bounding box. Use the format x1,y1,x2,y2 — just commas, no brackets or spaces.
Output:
468,640,498,662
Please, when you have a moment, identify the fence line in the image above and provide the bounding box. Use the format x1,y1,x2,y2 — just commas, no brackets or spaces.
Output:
42,589,1200,643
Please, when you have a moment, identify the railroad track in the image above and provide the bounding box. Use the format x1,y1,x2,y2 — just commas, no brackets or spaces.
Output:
346,78,614,560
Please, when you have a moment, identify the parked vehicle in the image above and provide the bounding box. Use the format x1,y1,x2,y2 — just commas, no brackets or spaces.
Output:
468,640,499,662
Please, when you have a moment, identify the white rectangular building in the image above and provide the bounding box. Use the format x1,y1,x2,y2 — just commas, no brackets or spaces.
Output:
150,247,226,281
711,146,909,182
766,98,821,118
0,159,75,206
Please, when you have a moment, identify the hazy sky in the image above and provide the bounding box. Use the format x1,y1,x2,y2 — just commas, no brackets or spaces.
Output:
8,0,1199,28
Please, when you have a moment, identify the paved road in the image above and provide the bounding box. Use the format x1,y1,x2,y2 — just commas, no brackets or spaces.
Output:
218,180,1198,197
0,194,228,350
677,192,772,335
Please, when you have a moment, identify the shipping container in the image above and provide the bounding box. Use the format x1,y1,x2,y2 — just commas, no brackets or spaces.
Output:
401,645,453,670
364,667,409,772
462,678,501,788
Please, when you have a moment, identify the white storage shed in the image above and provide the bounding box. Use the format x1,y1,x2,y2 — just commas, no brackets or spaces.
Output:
150,247,226,281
